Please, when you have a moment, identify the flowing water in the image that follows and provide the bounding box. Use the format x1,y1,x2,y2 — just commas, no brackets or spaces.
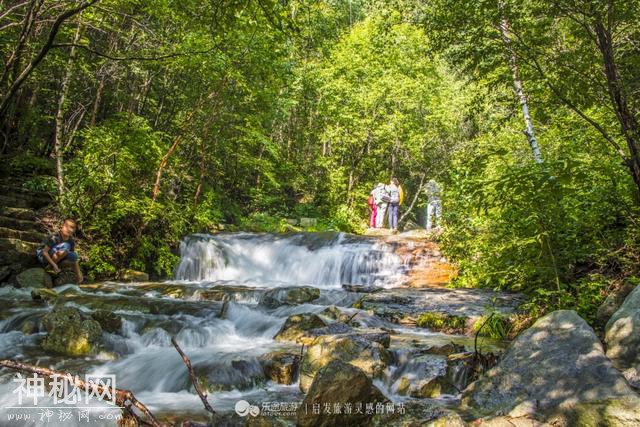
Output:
0,232,508,426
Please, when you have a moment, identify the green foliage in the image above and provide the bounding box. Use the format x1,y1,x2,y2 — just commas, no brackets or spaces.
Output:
1,0,639,323
415,312,467,333
5,153,55,177
22,176,57,193
473,311,514,341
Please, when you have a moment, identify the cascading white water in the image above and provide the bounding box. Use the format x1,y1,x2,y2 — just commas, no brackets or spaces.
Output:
174,232,407,288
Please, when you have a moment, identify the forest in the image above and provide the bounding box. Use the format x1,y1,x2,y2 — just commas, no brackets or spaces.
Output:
1,0,639,323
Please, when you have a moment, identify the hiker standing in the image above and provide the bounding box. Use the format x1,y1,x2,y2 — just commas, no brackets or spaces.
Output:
387,178,402,231
368,186,378,228
374,182,389,228
426,179,442,230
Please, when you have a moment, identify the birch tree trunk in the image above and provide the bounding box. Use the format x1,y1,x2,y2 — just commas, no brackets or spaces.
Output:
498,3,543,164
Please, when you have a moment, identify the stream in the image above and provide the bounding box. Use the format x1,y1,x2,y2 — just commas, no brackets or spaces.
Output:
0,232,518,426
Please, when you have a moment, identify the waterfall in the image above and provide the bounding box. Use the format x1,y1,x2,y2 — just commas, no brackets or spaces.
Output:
174,232,407,288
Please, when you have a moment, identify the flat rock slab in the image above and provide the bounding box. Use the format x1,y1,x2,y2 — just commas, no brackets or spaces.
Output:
359,287,522,326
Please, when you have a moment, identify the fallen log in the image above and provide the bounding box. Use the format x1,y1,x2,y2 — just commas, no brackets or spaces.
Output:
171,337,215,415
1,338,219,427
0,359,162,427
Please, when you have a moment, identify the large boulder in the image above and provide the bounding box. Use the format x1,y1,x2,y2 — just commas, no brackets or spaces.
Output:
597,281,636,328
299,333,391,393
52,269,78,287
296,359,387,427
605,283,640,388
16,267,52,288
273,313,326,343
259,286,320,309
41,306,102,356
463,310,640,425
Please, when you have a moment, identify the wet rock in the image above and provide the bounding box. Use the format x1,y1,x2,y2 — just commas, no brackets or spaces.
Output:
91,309,122,333
259,286,320,309
297,359,386,427
319,305,352,323
299,333,391,393
360,287,521,330
0,266,11,283
389,354,453,398
596,281,636,328
52,269,78,287
21,320,39,335
160,285,187,299
31,287,58,302
297,321,391,347
426,342,465,356
274,313,326,343
463,310,640,425
299,322,353,344
605,283,640,388
16,267,52,288
342,284,384,293
120,269,149,282
259,351,300,385
195,285,259,302
197,358,266,392
446,352,479,392
41,306,102,356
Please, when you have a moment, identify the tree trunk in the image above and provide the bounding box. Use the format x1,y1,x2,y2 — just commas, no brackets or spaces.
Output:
498,4,543,164
53,19,82,196
594,20,640,199
0,0,100,119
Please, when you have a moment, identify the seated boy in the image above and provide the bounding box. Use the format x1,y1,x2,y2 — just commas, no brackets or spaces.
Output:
36,218,83,283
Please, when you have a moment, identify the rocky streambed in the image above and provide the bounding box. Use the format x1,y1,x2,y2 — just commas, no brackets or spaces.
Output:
0,232,638,427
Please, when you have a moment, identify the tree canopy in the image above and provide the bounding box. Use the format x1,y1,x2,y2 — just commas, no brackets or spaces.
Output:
1,0,638,319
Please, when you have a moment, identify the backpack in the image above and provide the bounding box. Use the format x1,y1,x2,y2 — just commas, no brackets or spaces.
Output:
367,194,375,207
389,186,400,204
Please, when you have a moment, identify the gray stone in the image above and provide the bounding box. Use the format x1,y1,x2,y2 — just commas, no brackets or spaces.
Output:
53,269,78,287
259,286,320,309
299,333,391,393
389,354,453,398
30,287,58,302
91,309,122,333
16,267,52,288
297,359,386,427
41,306,102,356
597,281,636,328
274,313,326,343
464,310,640,425
605,284,640,388
259,351,300,385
